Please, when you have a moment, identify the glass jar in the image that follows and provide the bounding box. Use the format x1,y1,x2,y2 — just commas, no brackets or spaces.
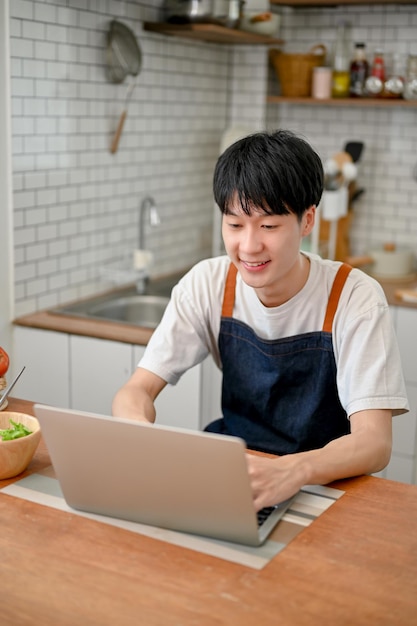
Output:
312,66,332,99
404,55,417,100
382,52,405,99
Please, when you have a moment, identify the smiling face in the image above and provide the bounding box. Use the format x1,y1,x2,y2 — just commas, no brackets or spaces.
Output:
222,200,315,307
213,130,324,304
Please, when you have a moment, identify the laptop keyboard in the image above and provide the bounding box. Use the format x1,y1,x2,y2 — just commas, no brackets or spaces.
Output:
257,505,278,527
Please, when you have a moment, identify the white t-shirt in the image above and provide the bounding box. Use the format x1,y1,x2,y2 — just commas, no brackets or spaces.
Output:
139,253,409,418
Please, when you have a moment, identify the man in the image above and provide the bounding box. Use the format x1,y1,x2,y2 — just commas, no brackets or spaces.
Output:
113,129,408,511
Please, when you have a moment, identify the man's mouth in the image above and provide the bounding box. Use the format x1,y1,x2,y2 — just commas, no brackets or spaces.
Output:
240,260,269,269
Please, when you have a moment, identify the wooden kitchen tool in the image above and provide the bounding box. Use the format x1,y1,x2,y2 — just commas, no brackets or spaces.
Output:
319,151,356,261
110,82,135,154
106,20,142,154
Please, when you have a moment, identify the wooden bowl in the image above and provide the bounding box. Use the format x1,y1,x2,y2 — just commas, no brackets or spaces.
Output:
0,412,41,480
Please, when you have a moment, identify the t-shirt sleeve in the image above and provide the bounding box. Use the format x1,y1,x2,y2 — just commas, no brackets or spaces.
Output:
335,278,409,417
137,259,226,385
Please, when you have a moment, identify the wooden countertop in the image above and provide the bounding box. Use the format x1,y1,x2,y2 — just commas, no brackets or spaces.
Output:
377,275,417,309
2,398,417,625
13,308,154,345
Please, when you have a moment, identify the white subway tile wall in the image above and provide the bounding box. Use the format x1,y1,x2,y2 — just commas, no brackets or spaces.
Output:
11,0,265,315
266,4,417,262
10,1,417,317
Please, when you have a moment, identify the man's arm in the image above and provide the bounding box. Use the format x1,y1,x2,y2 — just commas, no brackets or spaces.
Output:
112,367,167,422
246,409,392,511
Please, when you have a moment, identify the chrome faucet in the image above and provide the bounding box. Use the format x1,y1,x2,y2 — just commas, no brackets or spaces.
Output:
136,195,161,294
138,195,160,250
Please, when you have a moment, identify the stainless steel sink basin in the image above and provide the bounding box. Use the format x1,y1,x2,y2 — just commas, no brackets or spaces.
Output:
52,293,169,328
87,295,169,328
49,271,189,328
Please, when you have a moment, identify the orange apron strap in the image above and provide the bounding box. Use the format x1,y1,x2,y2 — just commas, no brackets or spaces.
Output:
221,263,238,317
322,263,352,333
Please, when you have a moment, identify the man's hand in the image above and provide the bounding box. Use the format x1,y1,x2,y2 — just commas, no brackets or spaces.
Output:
245,409,393,512
245,452,305,512
112,367,167,422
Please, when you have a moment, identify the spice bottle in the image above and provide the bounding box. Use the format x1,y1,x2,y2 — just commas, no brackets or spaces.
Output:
372,50,386,80
349,43,369,97
365,49,385,96
331,21,351,98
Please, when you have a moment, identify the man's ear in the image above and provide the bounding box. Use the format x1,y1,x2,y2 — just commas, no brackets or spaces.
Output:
302,206,316,237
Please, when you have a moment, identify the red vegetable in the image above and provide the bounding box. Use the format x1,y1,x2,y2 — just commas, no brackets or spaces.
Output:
0,347,10,377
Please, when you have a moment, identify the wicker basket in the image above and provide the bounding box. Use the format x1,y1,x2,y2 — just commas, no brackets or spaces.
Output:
269,44,327,97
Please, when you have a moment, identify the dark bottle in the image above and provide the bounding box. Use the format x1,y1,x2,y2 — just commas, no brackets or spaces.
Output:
349,43,369,97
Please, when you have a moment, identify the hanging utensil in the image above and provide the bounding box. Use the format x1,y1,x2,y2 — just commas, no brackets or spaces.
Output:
106,20,142,154
106,20,142,84
110,82,135,154
0,366,26,410
343,141,364,163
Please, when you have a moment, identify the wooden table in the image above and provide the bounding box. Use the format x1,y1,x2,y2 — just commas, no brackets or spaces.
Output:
1,398,417,626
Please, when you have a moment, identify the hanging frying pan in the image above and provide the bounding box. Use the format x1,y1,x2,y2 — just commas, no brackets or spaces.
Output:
106,20,142,153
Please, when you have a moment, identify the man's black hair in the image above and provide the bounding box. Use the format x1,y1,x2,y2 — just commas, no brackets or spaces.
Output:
213,129,324,221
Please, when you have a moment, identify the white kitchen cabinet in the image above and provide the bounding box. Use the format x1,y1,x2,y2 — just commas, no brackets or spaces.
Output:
12,326,70,407
200,355,223,429
11,325,223,429
132,347,222,431
70,335,135,415
394,307,417,385
380,306,417,484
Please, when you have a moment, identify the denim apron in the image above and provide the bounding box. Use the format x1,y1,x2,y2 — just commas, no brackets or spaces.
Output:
205,262,352,455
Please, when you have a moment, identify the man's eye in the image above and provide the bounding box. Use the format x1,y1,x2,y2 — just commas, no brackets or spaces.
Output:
262,224,277,230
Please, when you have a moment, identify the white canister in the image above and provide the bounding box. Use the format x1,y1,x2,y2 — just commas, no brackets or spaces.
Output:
321,187,348,220
312,67,332,99
369,247,415,278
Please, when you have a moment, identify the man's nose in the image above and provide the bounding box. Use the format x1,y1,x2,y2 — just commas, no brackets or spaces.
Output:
240,227,263,253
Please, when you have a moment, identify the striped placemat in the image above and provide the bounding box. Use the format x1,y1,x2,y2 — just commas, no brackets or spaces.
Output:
2,466,344,570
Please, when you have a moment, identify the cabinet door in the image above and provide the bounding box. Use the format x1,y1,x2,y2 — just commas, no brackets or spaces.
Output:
387,306,417,484
70,336,133,415
199,355,222,430
392,383,417,458
395,307,417,385
12,326,70,407
385,383,417,485
133,346,201,430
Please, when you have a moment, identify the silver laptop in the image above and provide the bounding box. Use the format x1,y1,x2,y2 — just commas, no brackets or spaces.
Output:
34,404,296,547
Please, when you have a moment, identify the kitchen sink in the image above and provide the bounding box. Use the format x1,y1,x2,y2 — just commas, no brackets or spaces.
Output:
50,271,186,328
88,295,169,327
52,292,169,328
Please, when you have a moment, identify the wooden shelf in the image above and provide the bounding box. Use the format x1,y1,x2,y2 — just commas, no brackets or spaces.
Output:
143,22,284,45
270,0,417,5
267,95,417,107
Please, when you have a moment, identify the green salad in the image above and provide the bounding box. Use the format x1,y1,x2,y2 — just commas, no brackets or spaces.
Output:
0,419,33,441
